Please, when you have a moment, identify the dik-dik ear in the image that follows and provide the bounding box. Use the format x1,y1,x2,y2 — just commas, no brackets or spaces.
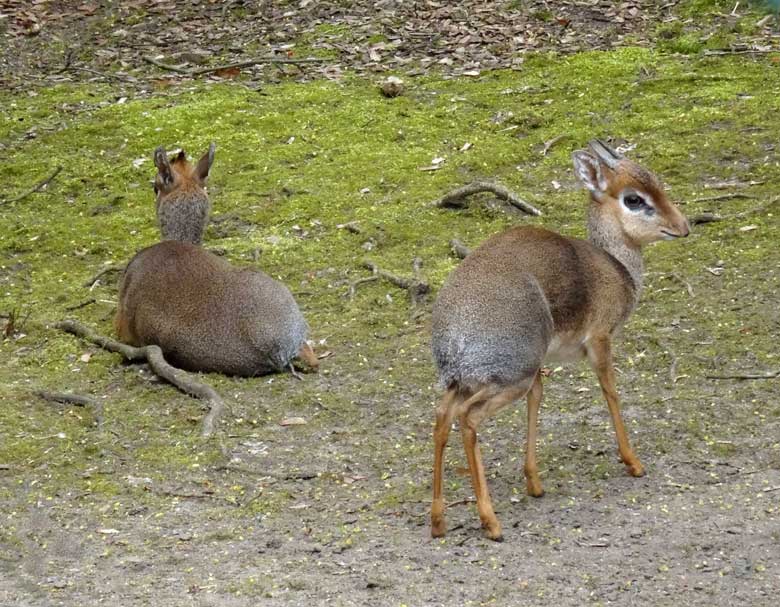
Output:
154,146,174,186
572,150,608,194
195,142,216,183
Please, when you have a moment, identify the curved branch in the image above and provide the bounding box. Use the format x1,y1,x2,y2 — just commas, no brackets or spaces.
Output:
55,320,225,438
435,181,541,216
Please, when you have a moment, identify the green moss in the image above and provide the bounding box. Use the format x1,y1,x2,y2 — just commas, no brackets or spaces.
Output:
1,46,779,533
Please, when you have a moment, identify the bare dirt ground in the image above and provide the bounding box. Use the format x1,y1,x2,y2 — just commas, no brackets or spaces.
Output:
2,2,780,606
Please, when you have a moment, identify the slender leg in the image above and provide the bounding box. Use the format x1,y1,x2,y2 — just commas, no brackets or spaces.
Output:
460,386,528,541
524,371,545,497
586,336,645,477
431,388,459,538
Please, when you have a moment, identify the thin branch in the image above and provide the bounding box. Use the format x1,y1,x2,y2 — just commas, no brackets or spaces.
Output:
434,181,542,216
541,134,566,156
705,371,779,380
363,261,430,307
690,195,780,226
686,192,756,204
83,265,123,289
346,274,379,299
191,57,324,76
2,166,62,204
64,298,96,312
142,55,191,74
143,55,325,77
55,320,226,438
450,238,471,259
35,390,101,408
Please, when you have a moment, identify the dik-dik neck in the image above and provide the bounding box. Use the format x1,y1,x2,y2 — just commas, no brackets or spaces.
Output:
587,203,644,302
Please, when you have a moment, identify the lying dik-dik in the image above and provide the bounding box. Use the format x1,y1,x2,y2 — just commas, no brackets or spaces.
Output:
115,242,319,376
154,143,215,244
116,144,317,376
430,139,690,541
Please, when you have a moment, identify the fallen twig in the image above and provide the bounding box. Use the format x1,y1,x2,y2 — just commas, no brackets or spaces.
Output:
55,320,226,438
142,55,191,74
2,166,62,204
346,274,379,299
450,238,471,259
686,192,756,205
64,298,96,312
35,390,100,408
191,57,324,76
703,48,778,56
434,181,541,216
705,370,779,380
337,221,361,234
691,195,779,226
541,134,567,156
363,260,430,307
35,390,104,427
143,55,325,77
83,265,123,289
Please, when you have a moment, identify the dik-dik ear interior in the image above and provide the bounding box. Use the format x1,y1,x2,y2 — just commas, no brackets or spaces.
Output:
153,146,174,187
195,142,216,183
572,149,608,194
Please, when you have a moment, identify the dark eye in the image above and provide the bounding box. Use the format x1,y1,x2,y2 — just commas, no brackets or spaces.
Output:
623,194,647,211
153,184,159,195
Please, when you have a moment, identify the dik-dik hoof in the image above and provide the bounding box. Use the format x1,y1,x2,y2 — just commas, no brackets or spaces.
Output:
482,520,503,542
431,517,447,538
625,460,645,477
526,480,545,498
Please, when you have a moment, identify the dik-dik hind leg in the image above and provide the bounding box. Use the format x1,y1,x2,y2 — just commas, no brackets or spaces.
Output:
460,385,528,542
587,337,645,478
431,388,461,538
524,371,545,497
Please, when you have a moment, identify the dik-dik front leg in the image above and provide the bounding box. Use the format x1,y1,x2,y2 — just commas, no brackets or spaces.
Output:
586,336,645,478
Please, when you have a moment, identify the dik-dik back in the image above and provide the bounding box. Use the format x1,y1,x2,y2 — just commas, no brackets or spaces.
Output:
154,143,215,244
115,241,316,377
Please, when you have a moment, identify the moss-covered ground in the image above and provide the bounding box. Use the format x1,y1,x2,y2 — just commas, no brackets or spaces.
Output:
1,7,780,606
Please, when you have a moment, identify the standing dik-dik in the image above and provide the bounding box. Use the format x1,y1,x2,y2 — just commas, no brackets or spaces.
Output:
430,140,690,541
154,143,215,244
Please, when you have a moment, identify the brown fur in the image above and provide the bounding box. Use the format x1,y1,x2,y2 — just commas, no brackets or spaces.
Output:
115,241,314,377
430,140,690,541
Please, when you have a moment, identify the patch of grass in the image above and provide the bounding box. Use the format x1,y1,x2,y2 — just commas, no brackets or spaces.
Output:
1,47,779,536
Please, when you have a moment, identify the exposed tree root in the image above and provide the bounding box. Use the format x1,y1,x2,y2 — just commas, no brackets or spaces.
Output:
55,320,225,438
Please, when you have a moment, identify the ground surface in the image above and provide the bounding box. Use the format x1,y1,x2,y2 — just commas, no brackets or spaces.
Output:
1,1,780,606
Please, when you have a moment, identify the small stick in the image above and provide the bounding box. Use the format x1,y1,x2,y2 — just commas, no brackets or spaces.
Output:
35,390,101,408
337,221,361,234
686,193,756,204
346,274,379,299
541,134,566,156
83,265,123,288
55,320,226,438
2,166,63,204
35,390,104,427
669,273,694,297
142,56,192,74
64,298,96,312
363,261,430,306
691,195,780,226
190,57,324,76
705,371,779,380
450,238,471,259
434,181,542,216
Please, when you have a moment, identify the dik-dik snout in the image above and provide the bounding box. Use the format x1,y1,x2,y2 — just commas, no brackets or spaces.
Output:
153,143,215,244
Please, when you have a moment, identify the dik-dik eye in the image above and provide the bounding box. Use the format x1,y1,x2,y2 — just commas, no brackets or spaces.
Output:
153,184,159,195
623,193,649,212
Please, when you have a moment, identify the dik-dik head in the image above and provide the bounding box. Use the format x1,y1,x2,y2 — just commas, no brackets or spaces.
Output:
572,139,690,246
154,143,215,203
153,143,215,244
